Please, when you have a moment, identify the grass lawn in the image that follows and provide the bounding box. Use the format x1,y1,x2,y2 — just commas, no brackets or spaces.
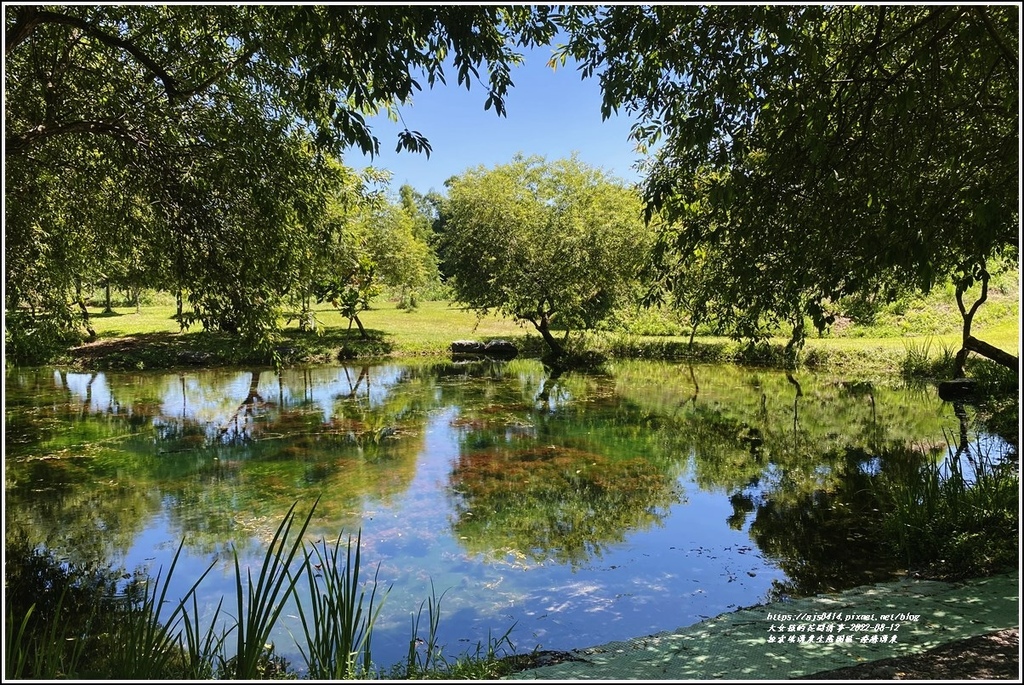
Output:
89,300,524,340
73,295,1021,376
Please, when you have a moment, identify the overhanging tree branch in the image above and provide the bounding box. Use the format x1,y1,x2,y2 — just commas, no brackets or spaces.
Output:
7,8,259,106
4,6,40,54
21,10,182,100
5,119,149,154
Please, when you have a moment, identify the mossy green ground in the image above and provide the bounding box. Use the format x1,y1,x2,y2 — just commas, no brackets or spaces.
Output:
65,293,1019,374
503,571,1019,680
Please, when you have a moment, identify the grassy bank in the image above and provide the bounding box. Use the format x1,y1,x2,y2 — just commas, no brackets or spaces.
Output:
52,296,1019,377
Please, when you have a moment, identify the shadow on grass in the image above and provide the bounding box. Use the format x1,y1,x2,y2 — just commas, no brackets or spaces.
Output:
279,328,394,362
70,328,398,370
71,331,243,370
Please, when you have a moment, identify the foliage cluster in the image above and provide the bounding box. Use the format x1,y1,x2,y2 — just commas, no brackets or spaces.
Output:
5,5,1018,380
557,5,1018,368
836,262,1020,338
4,5,557,364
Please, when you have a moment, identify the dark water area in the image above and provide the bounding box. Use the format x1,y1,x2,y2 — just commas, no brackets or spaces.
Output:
4,359,1004,671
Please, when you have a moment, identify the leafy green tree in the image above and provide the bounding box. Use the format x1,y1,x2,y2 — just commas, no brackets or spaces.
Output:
356,199,437,310
4,5,559,362
284,162,387,334
395,184,446,305
439,155,654,360
304,175,440,337
557,5,1019,373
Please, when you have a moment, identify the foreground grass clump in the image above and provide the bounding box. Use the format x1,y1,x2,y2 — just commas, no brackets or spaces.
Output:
5,500,520,680
875,359,1019,580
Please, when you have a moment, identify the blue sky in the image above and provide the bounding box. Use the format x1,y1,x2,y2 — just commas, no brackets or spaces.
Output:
351,43,645,196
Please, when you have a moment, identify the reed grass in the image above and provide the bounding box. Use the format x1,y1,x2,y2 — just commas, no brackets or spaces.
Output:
394,581,520,680
224,499,316,679
4,586,90,680
878,434,1019,579
898,337,958,378
103,540,219,679
292,531,389,679
4,498,520,680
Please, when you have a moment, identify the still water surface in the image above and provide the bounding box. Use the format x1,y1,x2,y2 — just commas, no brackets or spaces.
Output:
4,359,991,670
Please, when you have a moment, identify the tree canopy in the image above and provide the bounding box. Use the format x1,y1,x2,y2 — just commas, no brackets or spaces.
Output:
557,5,1019,367
5,5,558,156
438,154,654,360
4,5,558,361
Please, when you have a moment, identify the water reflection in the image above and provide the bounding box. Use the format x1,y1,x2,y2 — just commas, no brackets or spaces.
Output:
4,359,982,666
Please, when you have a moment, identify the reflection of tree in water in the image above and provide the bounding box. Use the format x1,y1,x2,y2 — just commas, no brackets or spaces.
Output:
448,444,682,569
4,455,162,567
739,443,940,599
609,361,971,600
4,364,430,562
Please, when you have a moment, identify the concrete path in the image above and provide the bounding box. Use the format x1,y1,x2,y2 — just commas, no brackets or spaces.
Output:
504,570,1019,680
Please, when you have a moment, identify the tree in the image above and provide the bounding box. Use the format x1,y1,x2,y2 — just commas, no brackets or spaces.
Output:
4,5,559,362
283,161,386,334
557,5,1019,373
395,184,446,306
438,154,654,360
357,197,438,309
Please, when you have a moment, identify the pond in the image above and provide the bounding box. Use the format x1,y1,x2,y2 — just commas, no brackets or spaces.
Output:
3,358,1003,672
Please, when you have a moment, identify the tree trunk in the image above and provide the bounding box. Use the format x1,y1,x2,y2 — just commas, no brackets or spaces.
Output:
352,314,368,339
75,282,97,340
299,293,315,332
953,265,1018,376
965,335,1019,372
953,266,983,378
534,318,564,359
103,280,113,313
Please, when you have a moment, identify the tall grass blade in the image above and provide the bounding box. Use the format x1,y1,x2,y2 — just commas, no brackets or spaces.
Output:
5,603,36,680
180,593,229,679
403,581,450,676
292,529,390,679
9,581,92,679
107,538,217,679
229,498,318,679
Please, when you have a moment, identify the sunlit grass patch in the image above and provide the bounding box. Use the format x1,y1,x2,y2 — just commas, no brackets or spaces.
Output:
75,295,1018,376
